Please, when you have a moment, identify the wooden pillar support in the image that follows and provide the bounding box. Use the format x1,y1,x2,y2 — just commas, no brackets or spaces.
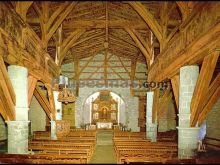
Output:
190,52,219,127
171,74,180,109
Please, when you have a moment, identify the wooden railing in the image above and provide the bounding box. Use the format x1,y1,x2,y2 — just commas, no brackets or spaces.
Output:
148,2,220,82
0,2,59,83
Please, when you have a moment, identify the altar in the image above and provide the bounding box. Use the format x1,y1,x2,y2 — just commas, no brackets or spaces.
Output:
96,122,112,129
91,91,118,126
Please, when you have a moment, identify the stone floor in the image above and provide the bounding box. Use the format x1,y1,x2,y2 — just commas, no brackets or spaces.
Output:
90,130,117,164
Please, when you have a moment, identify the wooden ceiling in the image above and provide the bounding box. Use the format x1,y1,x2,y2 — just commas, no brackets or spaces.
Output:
10,1,189,66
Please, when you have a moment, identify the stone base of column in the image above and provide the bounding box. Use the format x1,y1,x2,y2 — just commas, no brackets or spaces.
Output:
50,121,57,140
177,127,200,159
146,123,157,142
6,121,30,154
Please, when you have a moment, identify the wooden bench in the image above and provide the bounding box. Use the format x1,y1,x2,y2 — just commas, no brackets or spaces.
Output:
204,137,220,150
113,136,178,164
113,131,146,140
0,153,88,164
117,149,177,164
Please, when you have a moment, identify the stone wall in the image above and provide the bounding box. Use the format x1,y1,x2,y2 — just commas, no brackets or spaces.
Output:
206,98,220,149
28,96,46,135
0,115,6,140
76,86,139,132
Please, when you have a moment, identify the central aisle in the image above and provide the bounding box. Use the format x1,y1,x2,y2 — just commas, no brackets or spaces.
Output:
90,130,117,164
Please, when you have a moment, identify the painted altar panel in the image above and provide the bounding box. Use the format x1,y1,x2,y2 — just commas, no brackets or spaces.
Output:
91,90,118,125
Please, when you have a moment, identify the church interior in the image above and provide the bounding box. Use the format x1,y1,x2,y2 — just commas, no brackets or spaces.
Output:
0,1,220,164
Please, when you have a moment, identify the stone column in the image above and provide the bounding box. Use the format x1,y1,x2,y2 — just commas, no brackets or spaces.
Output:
177,65,200,158
146,91,157,142
50,120,57,140
7,65,29,154
8,65,28,120
53,91,62,120
6,121,30,154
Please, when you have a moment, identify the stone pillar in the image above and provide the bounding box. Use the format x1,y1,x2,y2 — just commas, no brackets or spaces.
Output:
7,121,30,154
50,120,57,140
178,65,200,158
8,65,28,120
146,91,157,142
7,65,29,154
53,91,62,120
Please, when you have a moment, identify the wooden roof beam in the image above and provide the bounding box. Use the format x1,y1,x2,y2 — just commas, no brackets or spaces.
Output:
15,1,33,21
125,28,151,61
59,29,86,66
128,1,163,43
63,20,148,29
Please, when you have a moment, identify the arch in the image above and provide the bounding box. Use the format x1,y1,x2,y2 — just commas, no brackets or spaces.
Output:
80,90,127,127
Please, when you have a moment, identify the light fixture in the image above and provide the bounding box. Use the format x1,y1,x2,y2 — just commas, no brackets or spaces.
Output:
58,84,76,104
55,75,76,104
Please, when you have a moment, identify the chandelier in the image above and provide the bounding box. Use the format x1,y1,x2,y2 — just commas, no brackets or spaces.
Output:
56,76,76,104
58,85,76,104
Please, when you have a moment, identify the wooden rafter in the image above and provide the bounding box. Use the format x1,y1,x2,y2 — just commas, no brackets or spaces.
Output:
28,75,38,107
0,56,16,105
63,20,148,29
0,71,15,120
0,98,8,121
132,29,151,57
33,2,77,48
48,2,77,45
171,74,179,109
15,1,33,21
59,29,86,65
176,2,190,21
197,73,220,124
125,28,151,61
198,86,220,125
160,1,168,51
190,51,219,127
45,84,56,120
128,1,162,42
34,86,52,120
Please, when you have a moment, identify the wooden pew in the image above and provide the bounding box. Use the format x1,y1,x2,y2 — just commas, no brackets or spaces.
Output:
0,153,87,164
